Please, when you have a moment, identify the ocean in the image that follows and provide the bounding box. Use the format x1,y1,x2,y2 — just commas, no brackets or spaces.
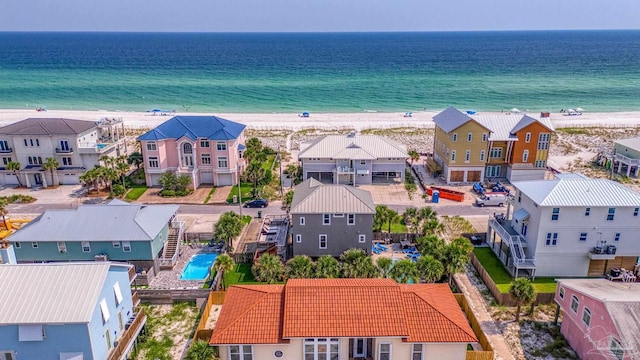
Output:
0,31,639,113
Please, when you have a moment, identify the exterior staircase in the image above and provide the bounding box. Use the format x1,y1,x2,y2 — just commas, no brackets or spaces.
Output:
159,221,185,269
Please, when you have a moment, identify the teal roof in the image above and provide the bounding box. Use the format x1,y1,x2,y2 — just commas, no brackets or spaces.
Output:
138,115,246,141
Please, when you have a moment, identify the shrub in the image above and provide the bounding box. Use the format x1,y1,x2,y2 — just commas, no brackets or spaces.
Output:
112,184,126,197
160,190,176,197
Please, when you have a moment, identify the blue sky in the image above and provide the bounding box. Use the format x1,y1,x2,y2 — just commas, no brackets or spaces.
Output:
1,0,639,32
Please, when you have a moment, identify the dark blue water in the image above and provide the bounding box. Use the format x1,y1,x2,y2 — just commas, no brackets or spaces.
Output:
0,31,638,112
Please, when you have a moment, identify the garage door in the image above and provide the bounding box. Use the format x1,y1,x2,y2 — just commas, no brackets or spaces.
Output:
60,173,80,185
450,171,465,182
149,174,162,187
217,173,233,186
200,170,214,184
467,171,481,182
3,173,18,185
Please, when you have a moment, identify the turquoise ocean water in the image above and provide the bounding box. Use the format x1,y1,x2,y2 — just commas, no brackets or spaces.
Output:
0,31,639,113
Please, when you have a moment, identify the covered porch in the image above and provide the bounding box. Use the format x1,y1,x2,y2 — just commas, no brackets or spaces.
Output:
486,208,536,279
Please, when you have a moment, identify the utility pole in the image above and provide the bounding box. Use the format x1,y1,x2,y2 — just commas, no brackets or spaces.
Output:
278,146,284,197
237,162,242,215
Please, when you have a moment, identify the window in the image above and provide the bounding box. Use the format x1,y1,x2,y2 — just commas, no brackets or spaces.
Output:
610,338,624,360
489,148,503,158
482,133,487,142
146,142,157,151
534,160,546,168
118,310,124,331
1,351,16,360
323,214,330,225
183,143,193,154
23,139,27,147
319,235,327,249
579,233,587,242
122,241,131,252
465,150,471,162
304,338,338,360
105,329,112,350
347,214,355,225
113,282,123,305
200,140,210,148
216,142,227,151
480,150,485,161
57,241,66,253
2,157,11,165
522,150,529,162
614,233,621,242
30,139,33,147
607,208,616,221
333,213,344,218
545,232,558,246
32,241,38,248
14,242,21,249
467,132,472,142
201,154,211,165
81,241,91,252
525,132,531,143
582,307,592,327
100,298,110,323
229,345,253,360
217,156,228,168
148,157,159,168
635,207,639,217
18,324,45,341
360,160,366,165
585,207,591,216
411,344,423,360
296,234,302,243
62,157,72,166
518,192,521,203
486,165,501,177
451,150,456,161
570,295,579,313
559,287,565,299
551,208,560,221
112,241,120,248
537,133,550,150
300,217,305,225
378,343,391,360
452,133,458,142
359,234,366,243
36,139,40,147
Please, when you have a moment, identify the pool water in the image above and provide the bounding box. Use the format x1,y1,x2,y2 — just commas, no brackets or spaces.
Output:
180,253,218,280
96,143,108,149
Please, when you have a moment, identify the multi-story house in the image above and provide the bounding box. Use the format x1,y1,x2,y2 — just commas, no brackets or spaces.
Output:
6,200,183,283
432,107,554,183
0,242,17,264
290,178,375,258
612,136,640,177
0,262,146,360
137,115,246,189
486,174,640,278
554,279,640,360
210,279,478,360
298,132,408,185
0,117,127,187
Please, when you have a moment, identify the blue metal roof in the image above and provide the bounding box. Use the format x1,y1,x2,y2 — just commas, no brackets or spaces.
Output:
138,115,246,141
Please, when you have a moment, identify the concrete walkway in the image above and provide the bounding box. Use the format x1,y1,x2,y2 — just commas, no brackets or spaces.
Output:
455,273,515,360
208,186,232,204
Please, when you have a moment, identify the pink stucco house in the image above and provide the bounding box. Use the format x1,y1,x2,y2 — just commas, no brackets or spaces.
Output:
138,115,246,188
555,279,640,360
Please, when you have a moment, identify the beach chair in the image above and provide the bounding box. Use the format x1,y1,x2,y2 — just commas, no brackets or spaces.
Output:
371,247,382,255
375,243,388,251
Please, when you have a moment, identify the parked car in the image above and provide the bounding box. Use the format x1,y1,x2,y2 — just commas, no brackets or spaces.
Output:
475,193,508,207
244,199,269,208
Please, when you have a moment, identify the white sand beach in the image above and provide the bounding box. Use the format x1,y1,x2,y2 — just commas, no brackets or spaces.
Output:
0,108,638,131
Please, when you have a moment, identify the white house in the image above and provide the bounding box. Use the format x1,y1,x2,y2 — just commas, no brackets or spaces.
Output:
486,174,640,278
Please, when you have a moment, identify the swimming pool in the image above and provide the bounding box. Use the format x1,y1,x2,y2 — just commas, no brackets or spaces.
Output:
96,143,108,149
180,253,218,280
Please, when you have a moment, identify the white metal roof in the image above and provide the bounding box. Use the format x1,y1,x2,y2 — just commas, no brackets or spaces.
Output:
432,106,476,133
8,201,178,242
290,178,376,214
0,263,116,324
513,176,640,207
298,134,407,159
615,136,640,152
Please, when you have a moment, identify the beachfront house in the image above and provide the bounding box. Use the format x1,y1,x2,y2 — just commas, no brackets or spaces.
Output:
298,132,408,185
554,279,640,360
486,174,640,278
431,107,554,183
0,262,146,360
6,199,183,283
0,117,127,187
137,115,246,189
210,279,478,360
289,178,375,258
599,136,640,178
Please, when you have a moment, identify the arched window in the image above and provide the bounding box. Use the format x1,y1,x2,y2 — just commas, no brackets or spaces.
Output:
582,307,592,326
183,143,193,154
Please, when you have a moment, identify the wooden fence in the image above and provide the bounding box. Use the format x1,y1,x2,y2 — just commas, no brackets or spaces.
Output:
452,293,495,360
192,291,226,343
372,232,417,243
137,288,212,304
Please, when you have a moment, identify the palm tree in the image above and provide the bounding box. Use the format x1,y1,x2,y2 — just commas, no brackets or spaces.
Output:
416,255,444,283
115,155,130,186
186,340,215,360
415,234,447,262
127,152,143,170
408,149,420,165
418,206,442,236
213,254,235,290
42,157,60,187
373,205,389,232
386,209,401,234
252,254,285,284
6,161,22,187
403,207,419,234
314,255,341,278
443,237,473,285
213,212,244,250
286,255,314,278
0,199,9,230
388,259,419,284
376,257,393,278
340,248,377,278
509,278,537,322
243,161,266,198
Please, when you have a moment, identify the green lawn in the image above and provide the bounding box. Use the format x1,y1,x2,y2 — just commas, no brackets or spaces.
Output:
262,155,276,171
225,263,261,285
226,183,255,203
473,247,557,293
125,185,148,201
390,223,408,233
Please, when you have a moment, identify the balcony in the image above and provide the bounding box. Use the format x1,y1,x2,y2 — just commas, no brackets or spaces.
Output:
106,308,146,360
0,148,12,153
128,266,137,283
132,292,140,307
335,166,355,173
78,141,119,154
55,147,73,154
588,246,617,260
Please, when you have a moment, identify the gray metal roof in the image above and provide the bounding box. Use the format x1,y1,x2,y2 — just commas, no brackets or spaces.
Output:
0,262,114,324
615,136,640,152
298,134,407,159
8,200,178,242
432,107,476,133
513,176,640,207
0,118,98,136
290,178,376,214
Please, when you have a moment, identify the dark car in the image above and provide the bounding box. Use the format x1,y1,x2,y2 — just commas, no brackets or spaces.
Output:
244,199,269,208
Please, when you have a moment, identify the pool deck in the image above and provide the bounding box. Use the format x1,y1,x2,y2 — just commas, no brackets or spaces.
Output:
149,244,218,289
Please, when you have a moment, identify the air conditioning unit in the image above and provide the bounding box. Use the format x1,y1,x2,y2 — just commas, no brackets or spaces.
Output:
94,254,109,261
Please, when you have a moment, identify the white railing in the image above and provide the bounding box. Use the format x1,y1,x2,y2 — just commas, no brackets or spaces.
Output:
159,221,185,268
335,166,354,173
615,153,640,166
489,218,534,267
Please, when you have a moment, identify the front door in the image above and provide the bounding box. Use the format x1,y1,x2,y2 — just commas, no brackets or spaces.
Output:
33,173,43,185
353,338,367,358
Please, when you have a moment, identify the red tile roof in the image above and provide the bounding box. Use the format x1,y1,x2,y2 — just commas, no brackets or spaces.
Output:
210,279,477,345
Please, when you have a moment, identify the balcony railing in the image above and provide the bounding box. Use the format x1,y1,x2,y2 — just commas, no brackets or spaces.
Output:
489,218,534,268
0,148,12,153
128,266,136,283
55,147,73,154
335,166,355,173
107,308,146,360
132,292,140,307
